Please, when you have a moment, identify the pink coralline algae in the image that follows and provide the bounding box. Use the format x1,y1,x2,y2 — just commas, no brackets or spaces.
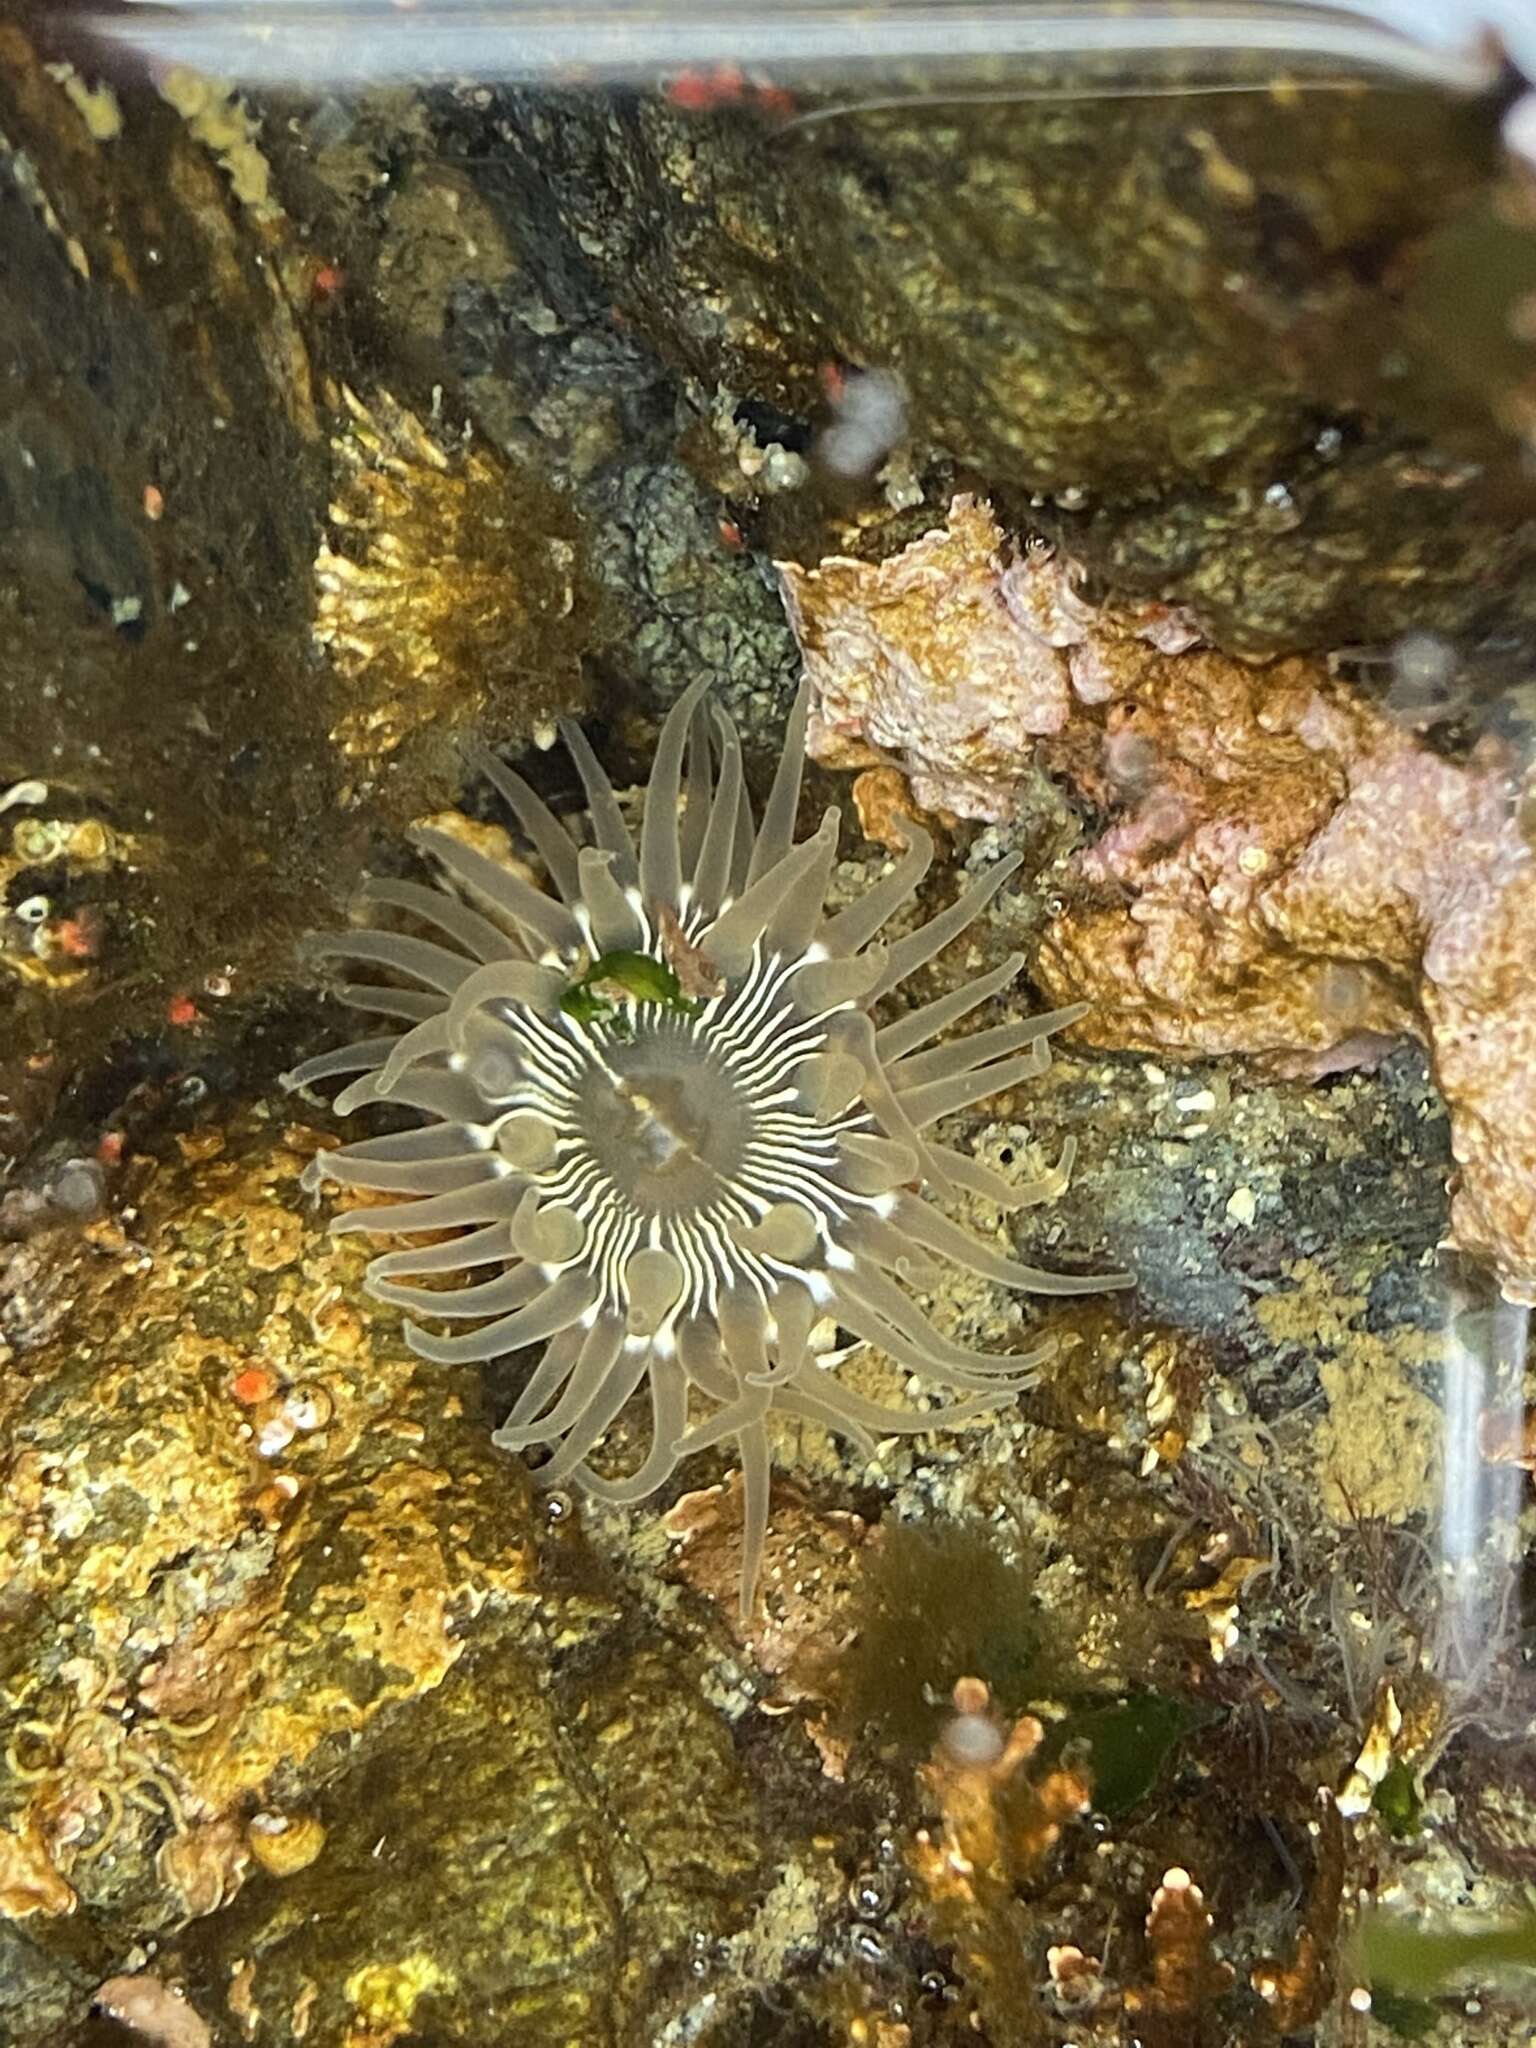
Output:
779,495,1199,819
1264,731,1536,1298
779,497,1536,1302
778,497,1075,820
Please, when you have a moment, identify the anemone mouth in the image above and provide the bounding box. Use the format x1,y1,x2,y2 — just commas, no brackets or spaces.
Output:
287,676,1131,1617
576,1014,757,1213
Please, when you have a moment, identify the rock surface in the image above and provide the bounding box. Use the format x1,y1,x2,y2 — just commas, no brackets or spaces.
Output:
786,499,1536,1301
4,19,1535,2045
0,1119,765,2045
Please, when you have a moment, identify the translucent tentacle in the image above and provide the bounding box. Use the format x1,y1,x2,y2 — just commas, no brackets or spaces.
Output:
869,854,1022,999
497,1314,624,1441
678,706,715,881
894,1040,1052,1127
407,1269,597,1366
817,826,933,958
469,745,583,903
310,1149,499,1197
335,1067,487,1124
737,1419,772,1622
284,1037,402,1090
704,810,839,976
411,827,583,959
370,1260,544,1319
781,1371,1010,1445
568,1353,689,1504
577,847,645,956
355,876,519,965
828,1269,1045,1386
560,718,637,882
888,1008,1081,1093
444,960,567,1045
672,1379,771,1458
310,930,474,996
330,1176,525,1238
366,1224,516,1281
490,1327,583,1437
692,710,745,917
640,678,708,911
874,953,1025,1063
536,1342,654,1482
891,1190,1132,1294
745,681,809,887
334,983,444,1024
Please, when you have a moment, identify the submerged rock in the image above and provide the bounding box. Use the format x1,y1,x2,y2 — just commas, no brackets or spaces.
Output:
502,62,1536,653
0,1118,765,2046
783,497,1536,1301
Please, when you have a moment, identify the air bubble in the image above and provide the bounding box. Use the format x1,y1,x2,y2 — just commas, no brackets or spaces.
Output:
1256,480,1301,531
849,1868,895,1918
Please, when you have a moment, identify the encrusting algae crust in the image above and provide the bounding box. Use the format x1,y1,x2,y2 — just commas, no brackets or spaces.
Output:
0,1116,765,2045
0,1118,533,1897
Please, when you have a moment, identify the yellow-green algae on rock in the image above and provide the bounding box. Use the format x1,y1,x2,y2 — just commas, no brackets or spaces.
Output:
0,1116,760,2045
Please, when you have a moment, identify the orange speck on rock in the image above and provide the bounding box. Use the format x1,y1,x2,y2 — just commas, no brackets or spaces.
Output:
818,360,847,403
752,83,798,121
230,1366,277,1407
311,262,345,300
665,69,717,110
166,993,200,1027
665,63,747,111
142,484,165,521
717,516,745,552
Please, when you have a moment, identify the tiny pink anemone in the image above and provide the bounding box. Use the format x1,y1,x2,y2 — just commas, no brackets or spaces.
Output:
286,680,1129,1614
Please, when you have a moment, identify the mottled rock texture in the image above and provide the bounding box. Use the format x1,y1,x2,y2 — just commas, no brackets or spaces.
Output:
785,499,1536,1301
0,1119,763,2046
496,70,1536,653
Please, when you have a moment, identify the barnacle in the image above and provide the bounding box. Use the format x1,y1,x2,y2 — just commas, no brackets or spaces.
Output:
287,680,1127,1613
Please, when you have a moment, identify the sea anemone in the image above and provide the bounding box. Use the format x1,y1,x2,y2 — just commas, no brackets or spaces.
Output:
287,679,1126,1613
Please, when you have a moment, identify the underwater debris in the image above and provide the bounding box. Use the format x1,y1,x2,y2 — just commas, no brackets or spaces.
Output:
288,680,1127,1614
821,1519,1058,1763
815,365,908,482
91,1974,212,2048
906,1674,1093,2045
1252,1788,1347,2032
914,1676,1081,1883
1338,1683,1406,1820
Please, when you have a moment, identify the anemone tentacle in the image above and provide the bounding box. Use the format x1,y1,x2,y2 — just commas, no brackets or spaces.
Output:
287,682,1130,1616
